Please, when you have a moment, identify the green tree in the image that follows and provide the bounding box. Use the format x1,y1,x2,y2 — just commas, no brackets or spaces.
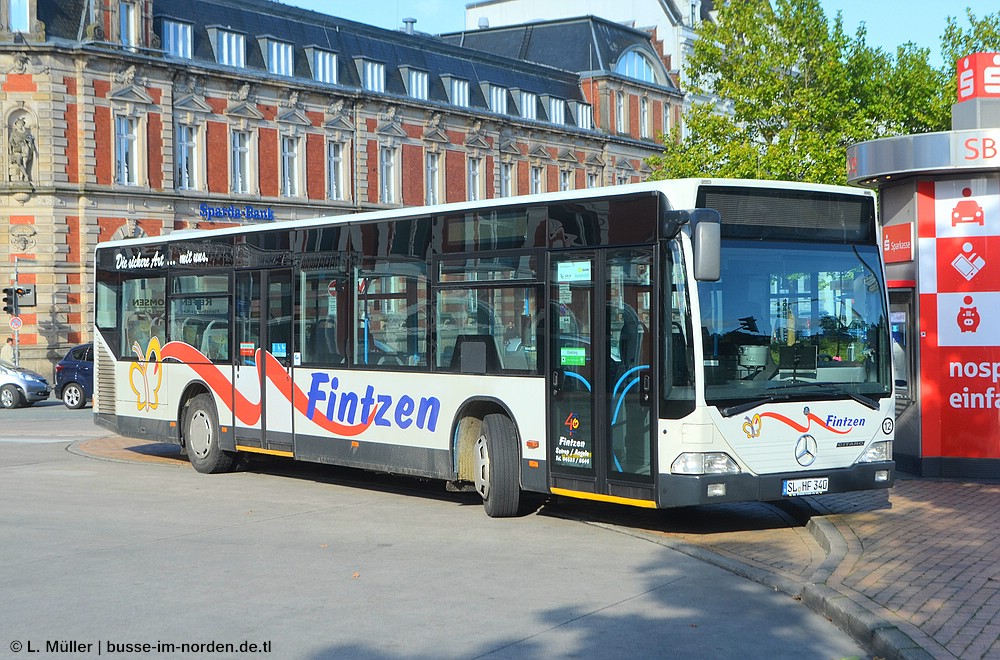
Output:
648,0,965,185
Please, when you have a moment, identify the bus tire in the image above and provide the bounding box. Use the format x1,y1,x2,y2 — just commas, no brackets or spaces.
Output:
184,393,236,474
474,413,521,518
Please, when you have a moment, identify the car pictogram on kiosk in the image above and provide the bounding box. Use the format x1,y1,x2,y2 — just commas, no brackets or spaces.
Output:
952,188,985,226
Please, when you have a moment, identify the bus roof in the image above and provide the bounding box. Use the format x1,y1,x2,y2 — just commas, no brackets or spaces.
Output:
96,178,875,250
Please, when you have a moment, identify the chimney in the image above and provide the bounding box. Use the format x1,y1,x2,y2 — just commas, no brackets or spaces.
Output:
402,18,416,35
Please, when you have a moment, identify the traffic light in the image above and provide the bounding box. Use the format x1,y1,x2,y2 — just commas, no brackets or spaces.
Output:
2,287,18,316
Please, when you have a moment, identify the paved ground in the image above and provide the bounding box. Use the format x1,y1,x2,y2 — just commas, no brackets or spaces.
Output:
71,435,1000,660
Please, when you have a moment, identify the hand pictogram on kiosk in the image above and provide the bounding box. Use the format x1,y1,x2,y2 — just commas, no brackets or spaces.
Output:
952,242,986,281
958,295,981,333
952,188,985,227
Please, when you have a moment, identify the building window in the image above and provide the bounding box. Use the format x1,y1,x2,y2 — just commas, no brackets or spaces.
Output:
615,50,657,84
450,79,470,108
663,104,674,138
615,91,627,134
499,162,513,198
217,30,245,67
467,157,483,201
9,0,29,33
489,85,508,114
267,40,294,77
576,103,593,131
312,50,338,84
640,97,650,139
379,145,396,203
363,61,385,93
119,1,138,49
559,170,571,192
115,116,138,185
616,172,630,186
176,124,198,190
327,141,345,200
163,20,193,59
280,136,299,197
530,166,542,195
425,152,440,205
408,70,429,100
549,98,566,125
231,129,251,194
586,172,599,188
520,91,537,120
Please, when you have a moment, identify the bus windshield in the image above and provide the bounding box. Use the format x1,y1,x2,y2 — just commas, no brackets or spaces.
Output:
697,240,891,410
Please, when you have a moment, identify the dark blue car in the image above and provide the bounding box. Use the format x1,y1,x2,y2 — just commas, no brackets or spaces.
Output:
55,343,93,409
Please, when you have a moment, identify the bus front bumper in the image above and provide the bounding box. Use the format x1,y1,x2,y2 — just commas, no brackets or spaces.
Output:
657,461,894,509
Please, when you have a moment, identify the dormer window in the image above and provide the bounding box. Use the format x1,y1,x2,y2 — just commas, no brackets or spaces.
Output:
264,38,294,77
211,28,246,68
403,68,429,101
9,0,29,33
358,59,385,93
548,98,566,125
488,85,508,114
119,1,138,50
444,76,469,108
573,102,593,130
616,50,658,84
162,20,193,59
308,48,338,84
518,91,537,120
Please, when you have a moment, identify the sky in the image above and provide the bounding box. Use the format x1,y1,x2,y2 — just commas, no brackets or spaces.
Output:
279,0,997,69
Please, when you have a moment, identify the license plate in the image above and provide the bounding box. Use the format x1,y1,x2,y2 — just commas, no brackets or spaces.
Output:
782,477,829,496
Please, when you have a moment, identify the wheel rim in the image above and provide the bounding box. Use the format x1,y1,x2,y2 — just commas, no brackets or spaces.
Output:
1,389,13,407
473,432,491,500
65,386,81,407
188,409,213,459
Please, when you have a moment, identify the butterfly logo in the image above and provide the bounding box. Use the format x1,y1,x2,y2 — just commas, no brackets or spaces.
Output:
129,337,163,412
742,413,762,439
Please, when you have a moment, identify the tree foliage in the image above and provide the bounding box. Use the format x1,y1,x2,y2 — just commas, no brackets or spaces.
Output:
648,1,1000,185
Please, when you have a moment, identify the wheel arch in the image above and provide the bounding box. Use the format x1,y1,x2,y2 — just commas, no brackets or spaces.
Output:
176,379,214,449
450,396,521,485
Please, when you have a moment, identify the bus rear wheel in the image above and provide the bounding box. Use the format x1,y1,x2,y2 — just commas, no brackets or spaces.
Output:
474,413,521,518
184,393,236,474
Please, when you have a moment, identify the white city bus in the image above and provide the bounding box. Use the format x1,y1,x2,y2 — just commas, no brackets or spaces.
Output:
93,179,895,517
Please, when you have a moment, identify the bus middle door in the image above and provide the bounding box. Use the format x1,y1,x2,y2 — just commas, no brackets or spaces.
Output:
234,269,295,455
548,248,656,505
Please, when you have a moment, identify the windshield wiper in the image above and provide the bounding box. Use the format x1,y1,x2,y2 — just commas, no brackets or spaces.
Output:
719,381,881,418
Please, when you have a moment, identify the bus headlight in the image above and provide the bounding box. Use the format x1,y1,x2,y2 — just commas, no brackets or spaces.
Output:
671,452,740,475
857,441,892,463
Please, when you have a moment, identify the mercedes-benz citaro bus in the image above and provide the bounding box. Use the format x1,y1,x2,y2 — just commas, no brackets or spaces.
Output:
93,179,894,517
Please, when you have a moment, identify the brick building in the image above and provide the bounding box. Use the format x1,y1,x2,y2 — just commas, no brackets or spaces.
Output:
0,0,680,376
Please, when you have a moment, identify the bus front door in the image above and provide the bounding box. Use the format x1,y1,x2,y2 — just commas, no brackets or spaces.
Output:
234,269,295,455
548,249,656,504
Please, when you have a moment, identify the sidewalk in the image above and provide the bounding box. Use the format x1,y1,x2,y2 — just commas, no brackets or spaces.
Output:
75,437,999,660
632,477,1000,660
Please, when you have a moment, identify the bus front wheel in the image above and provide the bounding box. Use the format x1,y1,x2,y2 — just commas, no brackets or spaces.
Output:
474,413,521,518
184,393,236,474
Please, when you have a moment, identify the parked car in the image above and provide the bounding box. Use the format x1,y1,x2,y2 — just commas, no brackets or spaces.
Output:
55,342,94,409
0,359,51,408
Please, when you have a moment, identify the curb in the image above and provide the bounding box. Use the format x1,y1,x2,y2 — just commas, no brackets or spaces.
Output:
801,517,932,660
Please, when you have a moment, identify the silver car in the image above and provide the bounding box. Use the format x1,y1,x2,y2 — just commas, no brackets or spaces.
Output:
0,360,51,408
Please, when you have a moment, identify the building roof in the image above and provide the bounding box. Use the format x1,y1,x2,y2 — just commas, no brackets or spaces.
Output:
37,0,588,113
440,15,680,93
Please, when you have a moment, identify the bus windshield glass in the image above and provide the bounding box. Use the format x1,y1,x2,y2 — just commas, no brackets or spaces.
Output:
697,241,891,409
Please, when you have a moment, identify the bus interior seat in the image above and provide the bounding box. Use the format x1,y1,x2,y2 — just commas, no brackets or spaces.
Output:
450,335,501,375
312,318,343,364
200,321,229,360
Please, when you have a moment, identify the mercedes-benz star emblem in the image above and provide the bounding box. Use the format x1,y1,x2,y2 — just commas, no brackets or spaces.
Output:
794,434,818,467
